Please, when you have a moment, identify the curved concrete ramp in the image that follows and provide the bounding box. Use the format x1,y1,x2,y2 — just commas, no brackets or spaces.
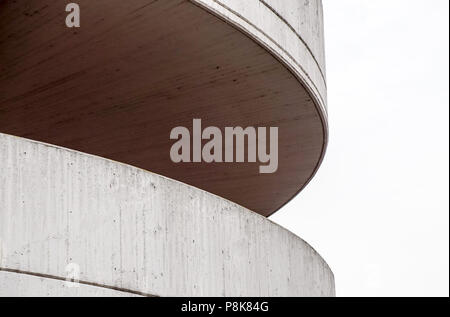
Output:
0,133,335,296
0,0,328,216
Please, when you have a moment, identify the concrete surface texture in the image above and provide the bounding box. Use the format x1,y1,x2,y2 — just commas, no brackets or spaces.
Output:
0,0,334,297
0,0,328,216
194,0,327,113
0,133,335,296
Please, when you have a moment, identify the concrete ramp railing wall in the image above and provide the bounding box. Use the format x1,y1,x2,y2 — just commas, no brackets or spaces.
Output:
0,134,334,296
0,0,334,296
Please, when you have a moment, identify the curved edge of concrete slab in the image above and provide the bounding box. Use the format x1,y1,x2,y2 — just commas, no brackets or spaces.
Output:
191,0,329,214
0,270,144,297
192,0,328,114
0,0,329,217
0,133,335,296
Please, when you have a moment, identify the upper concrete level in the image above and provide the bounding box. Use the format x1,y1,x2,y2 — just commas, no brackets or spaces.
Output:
0,0,327,216
194,0,327,113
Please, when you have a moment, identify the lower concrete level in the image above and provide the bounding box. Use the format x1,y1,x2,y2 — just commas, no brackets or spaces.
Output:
0,133,334,296
0,270,142,297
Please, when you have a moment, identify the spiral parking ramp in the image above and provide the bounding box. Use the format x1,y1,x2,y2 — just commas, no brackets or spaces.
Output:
0,0,334,296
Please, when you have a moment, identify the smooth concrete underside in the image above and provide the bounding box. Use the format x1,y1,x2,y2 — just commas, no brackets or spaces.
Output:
0,0,326,216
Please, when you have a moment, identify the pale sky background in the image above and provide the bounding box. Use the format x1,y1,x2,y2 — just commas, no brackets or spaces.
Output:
270,0,449,297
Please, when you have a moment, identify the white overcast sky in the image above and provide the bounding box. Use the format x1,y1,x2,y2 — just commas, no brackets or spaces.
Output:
270,0,449,297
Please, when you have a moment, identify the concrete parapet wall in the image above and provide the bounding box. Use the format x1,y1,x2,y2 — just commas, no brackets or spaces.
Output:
0,134,334,296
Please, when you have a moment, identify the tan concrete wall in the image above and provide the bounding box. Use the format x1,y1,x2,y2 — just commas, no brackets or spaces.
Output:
0,133,334,296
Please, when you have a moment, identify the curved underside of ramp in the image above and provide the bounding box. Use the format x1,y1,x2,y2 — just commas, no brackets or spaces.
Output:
0,0,328,217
